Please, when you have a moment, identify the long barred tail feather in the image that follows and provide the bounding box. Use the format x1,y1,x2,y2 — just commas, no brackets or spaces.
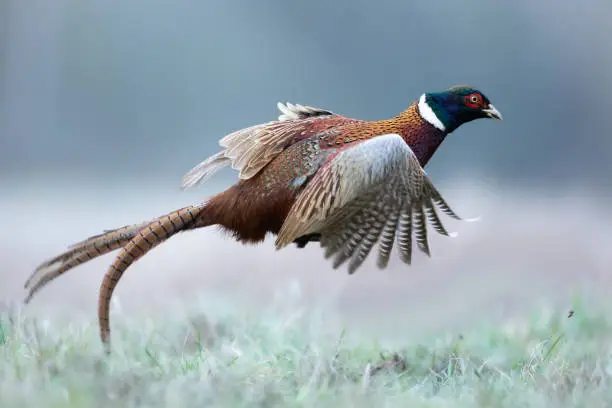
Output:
98,203,212,352
23,203,210,305
23,222,152,304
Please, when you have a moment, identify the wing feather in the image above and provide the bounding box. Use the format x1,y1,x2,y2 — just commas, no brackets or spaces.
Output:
276,133,469,274
376,205,400,269
181,102,355,190
396,203,413,265
331,202,380,270
347,204,389,274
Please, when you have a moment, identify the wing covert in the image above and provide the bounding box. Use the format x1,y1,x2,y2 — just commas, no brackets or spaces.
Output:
276,133,470,274
181,102,356,190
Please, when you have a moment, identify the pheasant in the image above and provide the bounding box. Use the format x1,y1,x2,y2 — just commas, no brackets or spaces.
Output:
23,85,502,352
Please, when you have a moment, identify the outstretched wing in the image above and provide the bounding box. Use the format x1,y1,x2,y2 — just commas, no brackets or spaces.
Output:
276,133,471,274
181,102,361,189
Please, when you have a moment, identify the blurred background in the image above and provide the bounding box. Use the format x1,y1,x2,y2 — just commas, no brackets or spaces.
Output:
1,0,611,338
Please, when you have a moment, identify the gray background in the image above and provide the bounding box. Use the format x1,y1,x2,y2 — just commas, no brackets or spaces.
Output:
2,0,611,338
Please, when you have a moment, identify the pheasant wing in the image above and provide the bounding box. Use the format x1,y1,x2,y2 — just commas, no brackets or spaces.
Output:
181,102,362,189
275,133,466,274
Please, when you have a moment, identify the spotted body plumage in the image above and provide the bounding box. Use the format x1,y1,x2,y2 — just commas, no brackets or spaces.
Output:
24,86,503,352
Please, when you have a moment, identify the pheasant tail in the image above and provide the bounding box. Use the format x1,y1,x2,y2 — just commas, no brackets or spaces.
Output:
98,203,212,351
23,222,151,303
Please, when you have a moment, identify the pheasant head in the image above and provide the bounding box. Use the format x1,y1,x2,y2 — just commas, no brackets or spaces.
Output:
418,85,503,134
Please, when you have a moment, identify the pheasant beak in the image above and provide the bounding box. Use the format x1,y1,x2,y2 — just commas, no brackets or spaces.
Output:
482,104,503,121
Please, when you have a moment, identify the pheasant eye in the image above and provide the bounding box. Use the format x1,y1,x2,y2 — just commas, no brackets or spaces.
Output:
465,94,481,108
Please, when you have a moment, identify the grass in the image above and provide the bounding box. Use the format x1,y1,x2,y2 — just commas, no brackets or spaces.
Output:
1,297,611,407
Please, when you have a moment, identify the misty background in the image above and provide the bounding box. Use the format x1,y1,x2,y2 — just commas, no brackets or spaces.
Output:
1,0,612,339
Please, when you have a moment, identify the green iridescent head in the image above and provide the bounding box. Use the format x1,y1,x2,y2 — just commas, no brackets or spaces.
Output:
419,85,503,133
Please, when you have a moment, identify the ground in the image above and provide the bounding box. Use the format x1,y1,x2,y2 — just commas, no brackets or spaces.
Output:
2,181,612,407
1,298,611,407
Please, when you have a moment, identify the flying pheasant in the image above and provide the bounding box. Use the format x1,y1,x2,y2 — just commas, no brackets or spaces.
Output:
23,85,502,351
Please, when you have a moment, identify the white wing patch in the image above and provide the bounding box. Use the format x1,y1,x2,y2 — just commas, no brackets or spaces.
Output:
180,102,337,190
